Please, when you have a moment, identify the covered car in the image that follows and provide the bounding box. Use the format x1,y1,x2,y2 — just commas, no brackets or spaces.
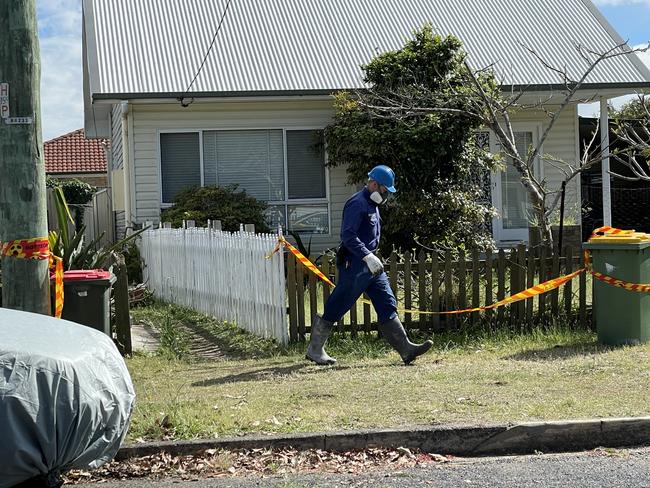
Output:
0,308,135,487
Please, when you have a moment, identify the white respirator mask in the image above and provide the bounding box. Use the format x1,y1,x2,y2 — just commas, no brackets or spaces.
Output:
370,191,385,205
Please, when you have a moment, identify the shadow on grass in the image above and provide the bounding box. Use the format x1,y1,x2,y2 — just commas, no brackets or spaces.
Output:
190,363,360,387
189,358,406,386
505,341,618,361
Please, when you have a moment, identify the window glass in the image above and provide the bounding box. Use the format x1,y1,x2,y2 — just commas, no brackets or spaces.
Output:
286,130,326,199
160,132,201,203
203,130,284,201
265,205,286,231
287,204,329,234
500,132,532,229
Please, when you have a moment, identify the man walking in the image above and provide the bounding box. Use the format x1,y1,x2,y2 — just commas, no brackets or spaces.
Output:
306,165,433,366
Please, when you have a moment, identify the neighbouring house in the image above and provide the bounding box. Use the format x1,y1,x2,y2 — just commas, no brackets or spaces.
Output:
44,128,114,244
44,128,109,188
82,0,650,250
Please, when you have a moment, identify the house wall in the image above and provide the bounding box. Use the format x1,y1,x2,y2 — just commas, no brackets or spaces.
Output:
509,105,581,225
126,99,581,250
128,99,355,251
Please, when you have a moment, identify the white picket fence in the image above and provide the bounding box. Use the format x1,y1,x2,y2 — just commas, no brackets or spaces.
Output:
139,226,288,345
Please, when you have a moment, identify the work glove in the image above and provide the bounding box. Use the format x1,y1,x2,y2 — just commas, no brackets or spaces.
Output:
363,253,384,276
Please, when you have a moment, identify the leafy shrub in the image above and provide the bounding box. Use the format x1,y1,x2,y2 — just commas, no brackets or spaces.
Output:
160,185,270,232
46,177,96,204
49,187,146,270
46,177,97,229
123,242,143,284
325,26,498,253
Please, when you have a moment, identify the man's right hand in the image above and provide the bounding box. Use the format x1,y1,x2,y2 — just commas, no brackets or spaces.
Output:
362,253,384,276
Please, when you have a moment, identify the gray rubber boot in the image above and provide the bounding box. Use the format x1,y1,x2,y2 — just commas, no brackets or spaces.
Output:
378,317,433,365
306,315,337,365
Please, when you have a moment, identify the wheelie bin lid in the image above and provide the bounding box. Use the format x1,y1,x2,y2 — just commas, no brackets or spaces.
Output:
63,270,113,281
50,269,116,284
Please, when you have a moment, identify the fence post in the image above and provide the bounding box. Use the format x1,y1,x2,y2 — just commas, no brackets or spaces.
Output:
579,266,587,329
418,250,427,331
404,250,412,328
564,246,574,320
113,253,132,356
458,250,467,326
471,249,480,326
551,247,560,317
213,220,222,231
497,249,506,323
526,248,536,328
444,251,454,329
517,244,527,326
287,252,298,342
509,248,518,325
309,268,318,330
485,249,493,322
296,257,306,340
431,253,440,331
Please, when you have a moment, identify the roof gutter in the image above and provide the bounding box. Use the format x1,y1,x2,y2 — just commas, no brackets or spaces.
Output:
91,81,650,102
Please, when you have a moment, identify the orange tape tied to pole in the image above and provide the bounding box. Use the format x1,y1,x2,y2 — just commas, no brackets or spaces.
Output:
1,237,64,318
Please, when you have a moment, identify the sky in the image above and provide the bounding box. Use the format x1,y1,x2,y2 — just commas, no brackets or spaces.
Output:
36,0,650,141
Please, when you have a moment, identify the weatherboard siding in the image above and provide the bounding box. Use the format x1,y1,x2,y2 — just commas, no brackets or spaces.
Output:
129,99,355,251
128,99,581,249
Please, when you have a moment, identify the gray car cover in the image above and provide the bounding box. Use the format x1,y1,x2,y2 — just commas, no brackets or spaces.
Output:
0,308,136,487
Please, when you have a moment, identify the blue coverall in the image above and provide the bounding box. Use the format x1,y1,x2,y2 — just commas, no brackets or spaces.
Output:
321,188,398,324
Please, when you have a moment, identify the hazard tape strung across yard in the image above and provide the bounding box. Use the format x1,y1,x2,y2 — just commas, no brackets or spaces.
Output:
1,237,64,318
267,236,335,287
267,226,650,316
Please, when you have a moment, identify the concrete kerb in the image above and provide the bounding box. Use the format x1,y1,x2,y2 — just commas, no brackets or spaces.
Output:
116,417,650,461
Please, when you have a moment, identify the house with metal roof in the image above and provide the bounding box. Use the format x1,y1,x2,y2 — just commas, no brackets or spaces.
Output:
82,0,650,248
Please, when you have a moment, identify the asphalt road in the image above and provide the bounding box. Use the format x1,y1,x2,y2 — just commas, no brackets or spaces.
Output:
80,448,650,487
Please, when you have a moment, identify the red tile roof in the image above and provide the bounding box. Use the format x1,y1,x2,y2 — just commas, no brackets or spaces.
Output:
45,129,109,174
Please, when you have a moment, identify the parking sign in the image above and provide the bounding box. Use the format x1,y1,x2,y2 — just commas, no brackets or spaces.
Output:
0,83,9,119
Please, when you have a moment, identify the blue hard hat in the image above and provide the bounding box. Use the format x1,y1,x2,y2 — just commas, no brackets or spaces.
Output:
368,165,397,193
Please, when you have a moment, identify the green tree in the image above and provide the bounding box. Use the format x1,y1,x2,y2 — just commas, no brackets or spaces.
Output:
611,94,650,121
46,177,96,230
325,26,498,253
161,185,270,232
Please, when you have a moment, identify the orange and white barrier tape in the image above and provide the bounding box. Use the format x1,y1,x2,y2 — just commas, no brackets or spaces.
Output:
586,226,650,293
268,226,650,317
1,237,64,318
267,236,334,286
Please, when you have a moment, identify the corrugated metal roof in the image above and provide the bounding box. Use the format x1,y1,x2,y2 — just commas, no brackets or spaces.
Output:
83,0,650,97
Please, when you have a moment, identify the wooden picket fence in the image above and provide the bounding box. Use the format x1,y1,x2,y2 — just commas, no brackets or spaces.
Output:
286,245,593,342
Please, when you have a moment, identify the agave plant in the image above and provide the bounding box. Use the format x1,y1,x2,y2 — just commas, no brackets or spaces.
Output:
48,187,147,270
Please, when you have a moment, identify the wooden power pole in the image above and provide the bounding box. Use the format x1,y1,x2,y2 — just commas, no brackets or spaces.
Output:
0,0,50,314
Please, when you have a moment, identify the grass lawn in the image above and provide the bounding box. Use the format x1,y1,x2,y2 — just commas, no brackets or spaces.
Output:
127,303,650,442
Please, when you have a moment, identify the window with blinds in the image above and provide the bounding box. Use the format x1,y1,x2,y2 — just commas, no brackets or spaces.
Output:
160,132,201,203
286,130,326,199
159,128,329,234
203,129,285,201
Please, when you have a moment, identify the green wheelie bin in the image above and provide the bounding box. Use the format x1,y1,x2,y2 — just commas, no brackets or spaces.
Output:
583,238,650,345
58,269,116,336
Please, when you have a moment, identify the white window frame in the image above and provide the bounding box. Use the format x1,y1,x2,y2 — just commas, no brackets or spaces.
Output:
489,123,544,243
